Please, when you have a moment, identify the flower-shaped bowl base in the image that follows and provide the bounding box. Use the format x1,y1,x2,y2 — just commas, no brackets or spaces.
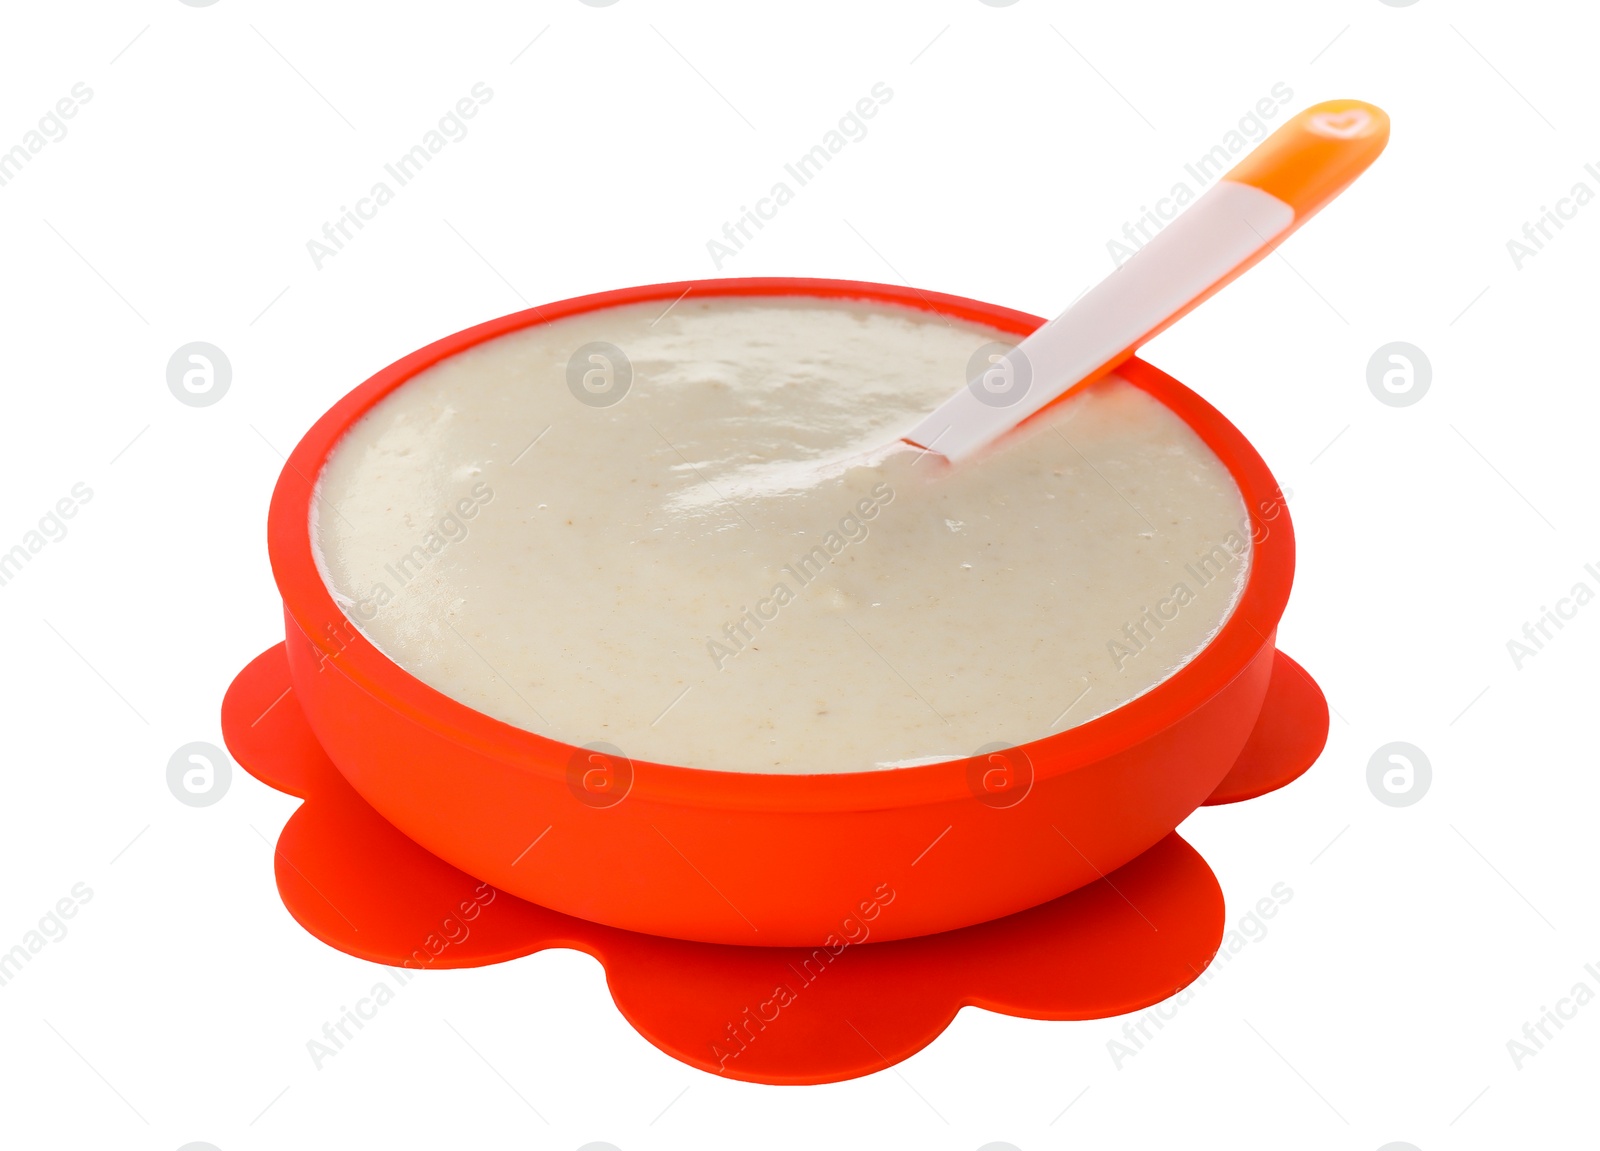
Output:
222,642,1324,1084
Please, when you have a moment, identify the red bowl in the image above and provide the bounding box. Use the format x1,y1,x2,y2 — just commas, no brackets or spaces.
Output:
266,277,1301,947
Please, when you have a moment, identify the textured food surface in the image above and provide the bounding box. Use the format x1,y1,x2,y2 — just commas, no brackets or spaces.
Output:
313,297,1251,773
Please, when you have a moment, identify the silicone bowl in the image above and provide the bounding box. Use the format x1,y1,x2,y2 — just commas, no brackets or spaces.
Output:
267,277,1301,947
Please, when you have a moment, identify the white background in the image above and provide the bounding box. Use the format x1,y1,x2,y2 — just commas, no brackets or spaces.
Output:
1,1,1595,1148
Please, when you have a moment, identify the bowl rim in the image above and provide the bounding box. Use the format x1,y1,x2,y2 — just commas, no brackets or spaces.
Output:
268,276,1295,812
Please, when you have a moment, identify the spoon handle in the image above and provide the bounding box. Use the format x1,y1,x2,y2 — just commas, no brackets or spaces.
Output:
906,100,1390,464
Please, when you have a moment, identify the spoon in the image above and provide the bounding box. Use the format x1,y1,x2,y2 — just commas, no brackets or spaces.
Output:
904,99,1390,464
